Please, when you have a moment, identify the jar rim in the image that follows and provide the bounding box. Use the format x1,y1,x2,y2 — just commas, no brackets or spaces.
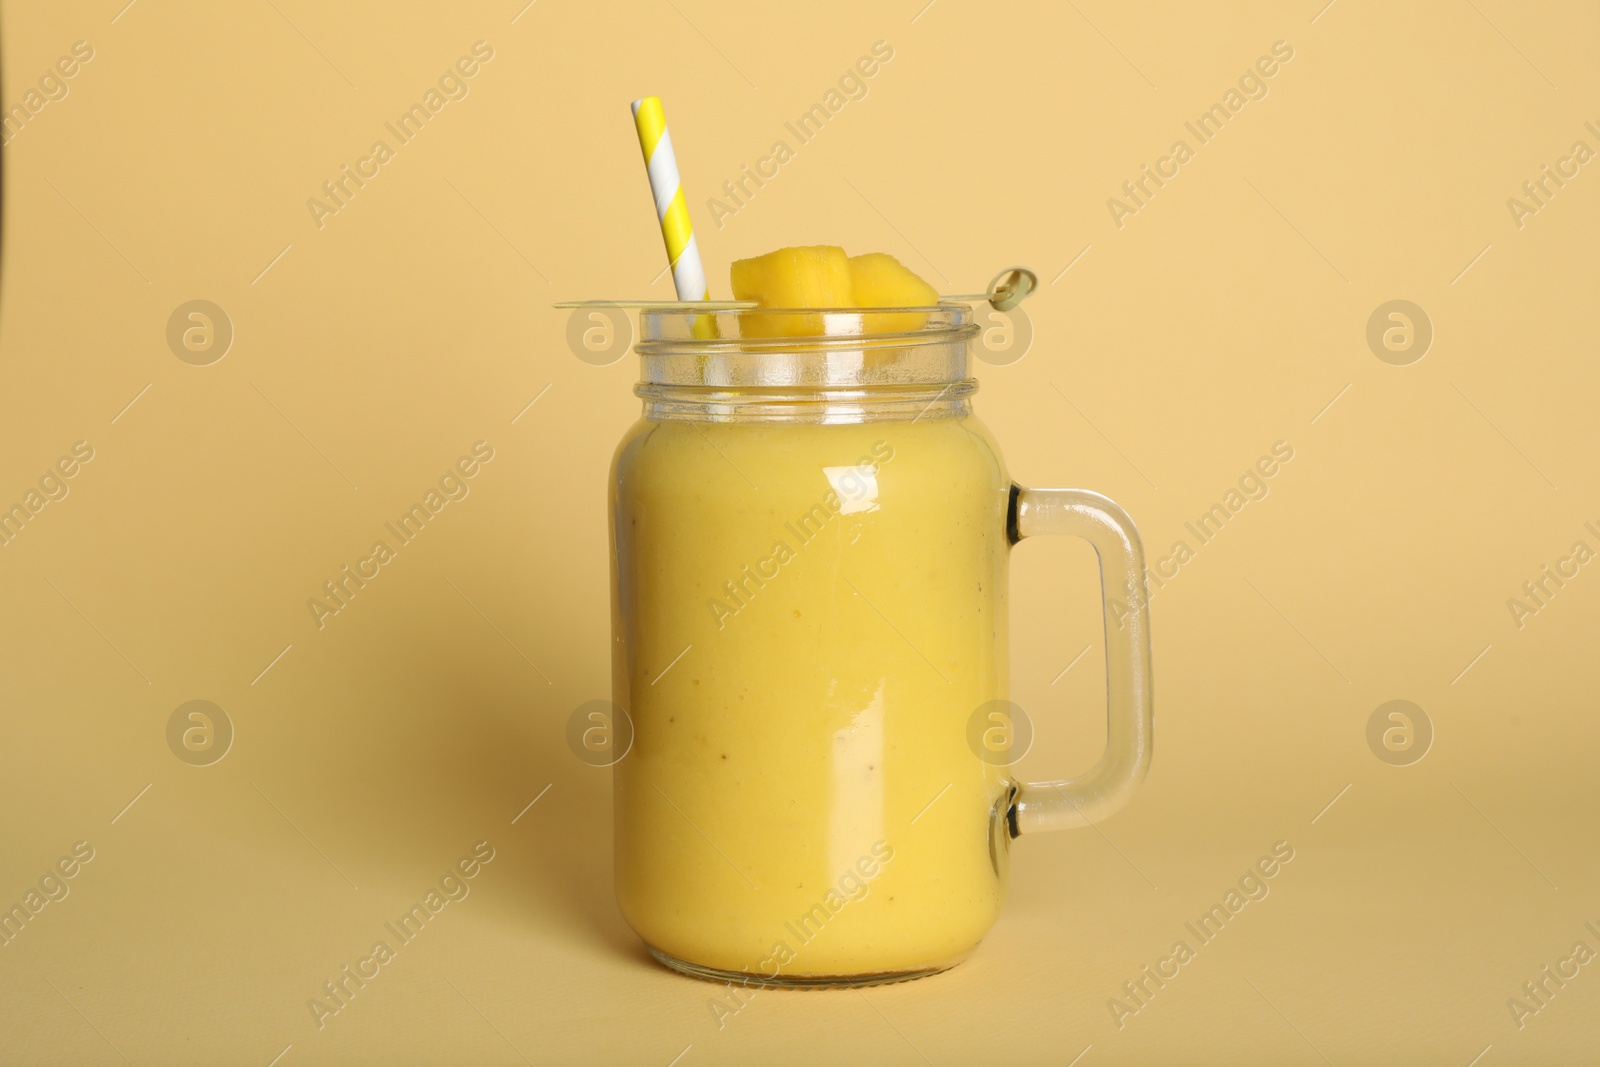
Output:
636,303,979,355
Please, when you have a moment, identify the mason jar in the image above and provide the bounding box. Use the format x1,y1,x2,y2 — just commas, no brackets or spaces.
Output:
609,304,1153,987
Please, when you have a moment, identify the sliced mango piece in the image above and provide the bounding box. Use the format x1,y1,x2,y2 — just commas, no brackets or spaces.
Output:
730,245,855,337
846,252,939,334
727,246,942,338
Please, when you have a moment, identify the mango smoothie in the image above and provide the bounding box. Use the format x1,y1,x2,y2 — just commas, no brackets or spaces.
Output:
610,410,1015,980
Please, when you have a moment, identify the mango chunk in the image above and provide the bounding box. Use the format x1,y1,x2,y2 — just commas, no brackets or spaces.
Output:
846,252,939,334
729,246,941,337
731,245,855,337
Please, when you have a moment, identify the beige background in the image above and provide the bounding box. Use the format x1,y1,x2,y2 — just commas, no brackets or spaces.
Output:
2,0,1597,1063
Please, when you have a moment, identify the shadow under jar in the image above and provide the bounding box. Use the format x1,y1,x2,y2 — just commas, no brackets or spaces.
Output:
608,305,1153,988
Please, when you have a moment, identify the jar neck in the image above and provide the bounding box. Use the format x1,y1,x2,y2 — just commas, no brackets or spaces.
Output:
637,379,975,424
633,305,979,424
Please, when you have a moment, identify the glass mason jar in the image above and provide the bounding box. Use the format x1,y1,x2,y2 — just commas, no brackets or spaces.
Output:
609,305,1153,988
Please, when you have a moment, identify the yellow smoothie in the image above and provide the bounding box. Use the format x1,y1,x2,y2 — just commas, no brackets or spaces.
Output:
610,412,1014,979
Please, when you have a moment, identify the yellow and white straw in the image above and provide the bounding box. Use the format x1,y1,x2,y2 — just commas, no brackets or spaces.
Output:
630,96,708,302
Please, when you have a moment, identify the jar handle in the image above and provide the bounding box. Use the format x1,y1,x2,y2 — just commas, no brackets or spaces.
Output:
1007,486,1154,835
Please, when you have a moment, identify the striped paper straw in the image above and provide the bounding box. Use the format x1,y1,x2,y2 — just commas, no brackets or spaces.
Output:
630,96,708,302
